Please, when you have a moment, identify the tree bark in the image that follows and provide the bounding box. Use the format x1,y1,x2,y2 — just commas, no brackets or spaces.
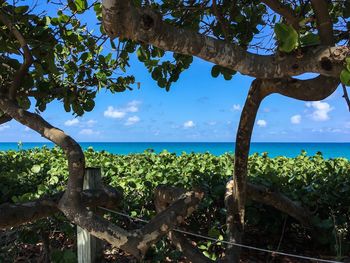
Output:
0,187,123,229
224,79,272,262
102,0,348,79
224,75,339,261
154,186,211,263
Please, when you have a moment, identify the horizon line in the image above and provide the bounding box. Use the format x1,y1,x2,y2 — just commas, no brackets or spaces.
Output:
1,141,350,144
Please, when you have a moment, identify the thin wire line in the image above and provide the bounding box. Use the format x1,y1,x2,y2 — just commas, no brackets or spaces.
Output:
98,207,342,263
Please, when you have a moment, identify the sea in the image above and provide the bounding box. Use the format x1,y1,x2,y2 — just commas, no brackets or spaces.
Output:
0,142,349,159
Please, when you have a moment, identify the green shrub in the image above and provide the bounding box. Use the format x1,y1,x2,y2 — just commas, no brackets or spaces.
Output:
0,147,349,260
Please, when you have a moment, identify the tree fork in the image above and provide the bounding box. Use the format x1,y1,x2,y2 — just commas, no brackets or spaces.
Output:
154,186,212,263
0,187,123,230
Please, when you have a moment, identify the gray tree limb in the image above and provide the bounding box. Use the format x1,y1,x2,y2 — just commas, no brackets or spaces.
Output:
102,0,348,79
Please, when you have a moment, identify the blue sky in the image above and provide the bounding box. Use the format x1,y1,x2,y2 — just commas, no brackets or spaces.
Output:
0,1,350,142
1,54,350,142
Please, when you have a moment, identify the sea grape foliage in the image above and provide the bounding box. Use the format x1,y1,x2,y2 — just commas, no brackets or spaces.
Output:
0,0,349,262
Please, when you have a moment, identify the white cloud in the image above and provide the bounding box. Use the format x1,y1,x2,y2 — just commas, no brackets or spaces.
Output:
104,101,142,119
0,124,10,131
86,119,97,127
64,119,79,126
331,128,342,133
125,100,141,113
104,106,126,119
207,121,217,126
306,101,333,121
183,120,195,129
125,116,140,126
24,127,31,132
257,119,267,127
345,122,350,129
231,104,242,111
79,129,100,135
290,115,301,124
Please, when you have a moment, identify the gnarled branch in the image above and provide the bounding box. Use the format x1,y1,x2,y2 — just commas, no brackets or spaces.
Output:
0,186,123,229
154,186,211,263
224,75,338,262
102,0,348,79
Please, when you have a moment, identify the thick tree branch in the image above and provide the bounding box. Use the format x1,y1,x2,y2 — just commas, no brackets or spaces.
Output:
225,79,272,262
261,0,300,29
154,186,211,263
102,0,348,79
224,75,338,262
247,183,312,227
311,0,334,45
269,76,339,101
126,189,204,257
0,187,123,229
0,114,12,125
0,10,34,99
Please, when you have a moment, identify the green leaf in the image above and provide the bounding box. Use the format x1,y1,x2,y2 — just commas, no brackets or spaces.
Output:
208,228,221,239
340,69,350,86
64,99,71,112
223,72,233,80
67,0,77,12
31,165,41,173
151,67,162,80
211,65,220,78
75,0,88,13
83,99,95,112
14,6,29,14
346,57,350,72
274,23,299,53
300,33,320,47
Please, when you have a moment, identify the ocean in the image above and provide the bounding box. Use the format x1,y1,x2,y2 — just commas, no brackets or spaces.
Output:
0,142,349,159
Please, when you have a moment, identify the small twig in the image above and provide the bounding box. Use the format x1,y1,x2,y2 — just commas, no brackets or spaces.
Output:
342,83,350,111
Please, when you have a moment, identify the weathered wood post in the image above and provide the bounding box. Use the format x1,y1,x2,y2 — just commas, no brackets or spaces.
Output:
77,167,104,263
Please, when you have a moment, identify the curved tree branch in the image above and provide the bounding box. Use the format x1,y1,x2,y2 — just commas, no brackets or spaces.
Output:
261,0,300,29
0,187,123,229
225,79,272,262
224,75,338,262
102,0,348,79
247,183,312,227
0,10,34,99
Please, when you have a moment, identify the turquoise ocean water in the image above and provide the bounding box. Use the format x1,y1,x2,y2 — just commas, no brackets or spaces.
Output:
0,142,349,159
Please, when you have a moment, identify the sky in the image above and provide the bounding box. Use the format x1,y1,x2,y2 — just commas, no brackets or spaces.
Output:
1,1,350,142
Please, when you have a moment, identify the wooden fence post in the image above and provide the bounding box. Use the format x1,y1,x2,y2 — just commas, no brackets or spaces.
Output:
77,167,104,263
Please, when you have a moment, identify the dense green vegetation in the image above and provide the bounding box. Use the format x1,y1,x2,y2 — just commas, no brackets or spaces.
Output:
1,147,349,261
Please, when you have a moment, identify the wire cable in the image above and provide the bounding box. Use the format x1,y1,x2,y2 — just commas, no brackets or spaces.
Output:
98,207,342,263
